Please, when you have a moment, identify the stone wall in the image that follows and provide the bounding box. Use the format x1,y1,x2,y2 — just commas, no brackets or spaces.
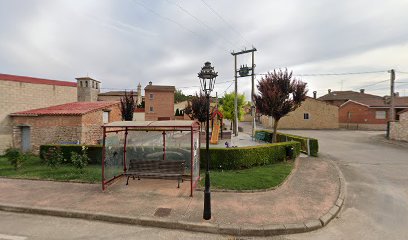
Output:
0,80,76,153
12,115,82,153
260,98,339,129
390,112,408,141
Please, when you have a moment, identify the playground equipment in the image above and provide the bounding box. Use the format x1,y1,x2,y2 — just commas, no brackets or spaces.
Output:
210,106,223,144
210,121,220,144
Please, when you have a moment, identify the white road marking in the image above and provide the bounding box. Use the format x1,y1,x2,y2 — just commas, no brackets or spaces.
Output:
0,234,27,240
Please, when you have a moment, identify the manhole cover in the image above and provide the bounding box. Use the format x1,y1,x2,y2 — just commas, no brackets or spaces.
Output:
154,208,172,217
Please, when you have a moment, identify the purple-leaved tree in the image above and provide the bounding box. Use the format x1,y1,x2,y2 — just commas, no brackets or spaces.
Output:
255,69,308,143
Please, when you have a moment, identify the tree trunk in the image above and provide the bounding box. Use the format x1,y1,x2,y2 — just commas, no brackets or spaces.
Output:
272,118,279,143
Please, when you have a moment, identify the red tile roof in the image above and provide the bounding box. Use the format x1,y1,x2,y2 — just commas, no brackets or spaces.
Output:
134,108,145,113
318,91,382,101
341,97,408,108
0,73,77,87
11,101,119,116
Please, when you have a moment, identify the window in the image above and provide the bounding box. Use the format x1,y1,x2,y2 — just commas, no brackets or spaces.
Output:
149,93,154,100
85,81,88,87
347,111,352,120
376,111,386,119
304,113,310,120
103,111,110,123
92,81,94,88
96,82,99,89
80,81,83,87
149,106,154,112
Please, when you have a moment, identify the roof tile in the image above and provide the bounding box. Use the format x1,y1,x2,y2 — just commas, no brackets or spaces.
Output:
0,73,76,87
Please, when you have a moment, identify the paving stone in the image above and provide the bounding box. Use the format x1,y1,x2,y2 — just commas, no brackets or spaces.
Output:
304,219,322,231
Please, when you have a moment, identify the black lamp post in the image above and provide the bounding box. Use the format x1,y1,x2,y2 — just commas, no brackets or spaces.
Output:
198,61,218,220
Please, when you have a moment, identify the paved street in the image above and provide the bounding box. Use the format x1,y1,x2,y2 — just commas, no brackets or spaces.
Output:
1,129,407,239
279,130,408,240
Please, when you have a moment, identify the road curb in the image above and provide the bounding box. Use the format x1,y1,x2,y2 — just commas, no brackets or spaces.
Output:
0,158,346,237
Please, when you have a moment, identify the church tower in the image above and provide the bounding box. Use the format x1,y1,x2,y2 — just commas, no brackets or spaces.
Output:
137,83,142,105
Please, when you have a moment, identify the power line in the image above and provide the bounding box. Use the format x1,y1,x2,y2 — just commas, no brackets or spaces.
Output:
165,0,236,49
354,79,389,89
257,70,387,77
200,0,251,47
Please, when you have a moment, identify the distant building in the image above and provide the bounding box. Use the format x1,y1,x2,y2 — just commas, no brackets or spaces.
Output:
260,97,339,129
338,97,408,130
0,73,77,154
10,101,121,153
144,82,175,121
98,83,144,105
318,89,382,107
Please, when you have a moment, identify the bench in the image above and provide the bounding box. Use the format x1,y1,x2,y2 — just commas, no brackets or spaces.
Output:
255,131,266,142
125,159,185,188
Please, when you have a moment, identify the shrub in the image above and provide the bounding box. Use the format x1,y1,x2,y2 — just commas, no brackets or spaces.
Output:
70,146,89,170
200,141,300,170
4,148,25,170
43,146,64,168
255,130,319,157
40,145,102,164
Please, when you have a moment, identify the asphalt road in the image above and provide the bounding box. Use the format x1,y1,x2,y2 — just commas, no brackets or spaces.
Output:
280,130,408,240
1,130,407,240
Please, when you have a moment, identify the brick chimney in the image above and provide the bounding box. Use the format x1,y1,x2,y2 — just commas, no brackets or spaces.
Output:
328,89,331,94
313,91,317,99
360,89,365,94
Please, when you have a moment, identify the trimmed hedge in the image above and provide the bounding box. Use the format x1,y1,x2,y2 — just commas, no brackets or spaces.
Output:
200,141,300,170
40,145,102,164
255,130,319,157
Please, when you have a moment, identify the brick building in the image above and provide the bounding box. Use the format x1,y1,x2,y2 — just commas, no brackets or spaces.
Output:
260,97,339,129
0,73,77,153
318,89,383,107
10,101,121,153
339,98,408,130
390,109,408,141
144,82,175,121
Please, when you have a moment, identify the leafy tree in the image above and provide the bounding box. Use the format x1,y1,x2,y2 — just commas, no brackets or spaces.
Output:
174,89,190,103
4,148,26,170
120,91,136,121
184,93,208,130
137,100,145,109
220,92,246,130
255,69,308,142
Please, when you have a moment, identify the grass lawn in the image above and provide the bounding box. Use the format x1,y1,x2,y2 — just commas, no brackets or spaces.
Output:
0,156,101,183
200,161,294,190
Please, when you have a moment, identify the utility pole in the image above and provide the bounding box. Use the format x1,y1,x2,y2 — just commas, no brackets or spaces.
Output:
387,69,395,139
234,54,238,136
251,50,256,138
390,69,396,122
231,47,257,137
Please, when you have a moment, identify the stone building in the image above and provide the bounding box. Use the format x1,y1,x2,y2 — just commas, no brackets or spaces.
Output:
144,82,175,121
390,110,408,142
10,101,121,153
260,97,339,129
77,77,100,102
0,73,77,154
98,82,144,105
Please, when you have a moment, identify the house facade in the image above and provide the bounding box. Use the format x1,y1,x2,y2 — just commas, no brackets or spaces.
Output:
0,73,77,154
390,110,408,141
339,98,408,130
10,101,121,153
260,97,339,129
144,82,175,121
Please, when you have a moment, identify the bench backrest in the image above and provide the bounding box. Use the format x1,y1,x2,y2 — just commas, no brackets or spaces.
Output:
129,159,185,174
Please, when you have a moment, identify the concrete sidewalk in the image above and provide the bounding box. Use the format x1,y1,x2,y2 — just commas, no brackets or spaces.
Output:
0,156,344,237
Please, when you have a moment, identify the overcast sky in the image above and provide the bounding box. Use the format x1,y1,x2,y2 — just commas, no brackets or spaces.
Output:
1,0,408,99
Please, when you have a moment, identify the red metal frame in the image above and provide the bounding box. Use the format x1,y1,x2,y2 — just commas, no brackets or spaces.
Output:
102,121,201,196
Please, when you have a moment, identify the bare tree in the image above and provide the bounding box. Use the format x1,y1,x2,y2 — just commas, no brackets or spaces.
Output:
120,91,136,121
255,69,308,142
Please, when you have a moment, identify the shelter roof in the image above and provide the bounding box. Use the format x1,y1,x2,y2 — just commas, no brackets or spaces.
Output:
104,120,199,129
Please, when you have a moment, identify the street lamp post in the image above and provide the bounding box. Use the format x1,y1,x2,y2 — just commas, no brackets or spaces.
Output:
198,61,218,220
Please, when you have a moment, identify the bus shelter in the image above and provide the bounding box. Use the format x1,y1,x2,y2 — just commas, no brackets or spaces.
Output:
102,120,201,196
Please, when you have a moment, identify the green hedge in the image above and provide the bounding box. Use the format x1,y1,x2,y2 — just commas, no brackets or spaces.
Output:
40,145,102,164
200,141,300,170
255,130,319,157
